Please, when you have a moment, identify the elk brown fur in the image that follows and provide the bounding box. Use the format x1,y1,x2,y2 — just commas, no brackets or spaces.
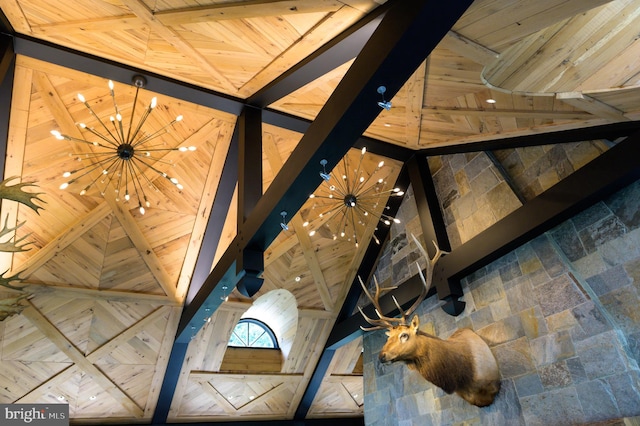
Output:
380,314,500,407
359,235,501,407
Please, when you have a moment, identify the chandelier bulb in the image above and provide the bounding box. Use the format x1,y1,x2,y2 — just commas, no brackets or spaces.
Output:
393,218,401,224
51,130,63,139
125,193,130,201
63,171,71,178
59,182,69,190
139,205,145,215
151,97,157,109
309,230,316,237
77,93,85,103
80,189,87,196
108,80,114,91
176,115,183,122
116,113,122,122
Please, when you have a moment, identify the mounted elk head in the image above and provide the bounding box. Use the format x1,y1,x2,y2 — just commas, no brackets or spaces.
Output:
359,235,500,407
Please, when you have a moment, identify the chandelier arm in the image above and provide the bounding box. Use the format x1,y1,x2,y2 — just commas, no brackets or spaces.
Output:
80,126,120,149
331,173,349,199
131,118,180,148
352,164,383,198
65,155,117,184
125,85,142,144
109,80,121,117
80,97,122,145
135,154,176,166
342,155,352,195
110,117,125,145
125,158,146,207
335,205,349,238
133,156,180,187
82,156,121,194
60,133,115,150
351,147,367,196
348,206,359,246
357,186,400,199
131,157,155,194
105,159,125,198
116,115,126,146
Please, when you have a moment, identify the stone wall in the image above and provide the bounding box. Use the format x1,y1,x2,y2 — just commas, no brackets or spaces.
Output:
362,146,640,425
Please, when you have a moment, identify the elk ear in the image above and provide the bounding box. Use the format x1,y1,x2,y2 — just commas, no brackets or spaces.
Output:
411,314,420,331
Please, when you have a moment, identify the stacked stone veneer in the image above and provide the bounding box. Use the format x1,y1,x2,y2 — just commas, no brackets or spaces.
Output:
363,145,640,425
430,141,610,250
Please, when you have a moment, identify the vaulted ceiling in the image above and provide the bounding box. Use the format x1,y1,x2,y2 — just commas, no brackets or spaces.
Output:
1,0,639,424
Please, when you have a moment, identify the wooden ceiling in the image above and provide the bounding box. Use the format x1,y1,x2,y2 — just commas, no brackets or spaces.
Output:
1,0,639,424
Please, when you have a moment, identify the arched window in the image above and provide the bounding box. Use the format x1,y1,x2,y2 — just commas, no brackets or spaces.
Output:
228,318,278,348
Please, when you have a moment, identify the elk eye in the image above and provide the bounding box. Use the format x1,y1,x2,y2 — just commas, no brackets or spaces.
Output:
399,333,409,342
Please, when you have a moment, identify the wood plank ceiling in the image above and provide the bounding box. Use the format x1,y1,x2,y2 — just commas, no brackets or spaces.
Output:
0,0,639,424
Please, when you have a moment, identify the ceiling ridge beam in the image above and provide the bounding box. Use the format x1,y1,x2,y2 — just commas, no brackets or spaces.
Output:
418,121,640,155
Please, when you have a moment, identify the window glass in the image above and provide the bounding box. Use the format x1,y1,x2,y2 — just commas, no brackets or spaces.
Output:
228,319,278,348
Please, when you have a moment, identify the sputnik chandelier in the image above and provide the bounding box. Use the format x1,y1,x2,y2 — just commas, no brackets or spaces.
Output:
51,75,195,215
304,147,404,247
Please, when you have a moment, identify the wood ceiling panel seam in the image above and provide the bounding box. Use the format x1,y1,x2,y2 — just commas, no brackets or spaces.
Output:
176,119,234,301
143,306,181,417
1,65,33,274
120,0,235,90
102,189,177,301
154,0,343,26
13,202,112,277
238,6,365,97
21,301,144,417
84,306,168,363
13,364,77,404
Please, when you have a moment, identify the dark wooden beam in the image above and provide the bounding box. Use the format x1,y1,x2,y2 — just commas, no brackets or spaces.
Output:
419,121,640,155
247,3,390,107
236,106,265,297
407,154,451,254
177,0,474,340
0,34,15,180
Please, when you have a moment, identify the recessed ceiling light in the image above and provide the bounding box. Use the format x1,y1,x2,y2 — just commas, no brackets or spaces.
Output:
89,395,97,400
57,396,65,401
249,395,255,400
384,123,391,127
486,98,496,104
295,276,301,282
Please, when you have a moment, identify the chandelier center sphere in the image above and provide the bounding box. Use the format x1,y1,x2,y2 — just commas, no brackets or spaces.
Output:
344,193,357,208
117,143,135,160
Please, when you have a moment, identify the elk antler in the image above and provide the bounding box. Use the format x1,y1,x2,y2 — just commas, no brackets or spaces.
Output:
357,274,403,331
358,234,448,331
